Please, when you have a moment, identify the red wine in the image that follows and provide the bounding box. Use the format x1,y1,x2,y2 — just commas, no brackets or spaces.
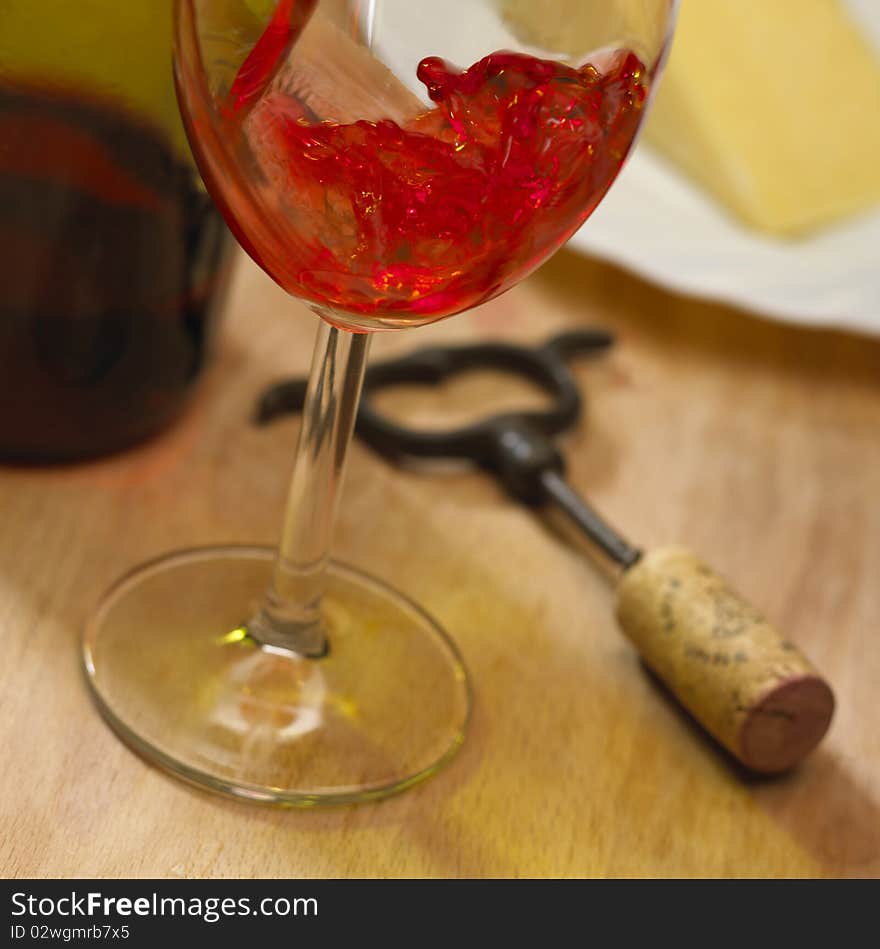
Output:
0,83,231,462
180,0,648,326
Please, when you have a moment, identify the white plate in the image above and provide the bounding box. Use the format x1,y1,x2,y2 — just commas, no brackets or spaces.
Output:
569,0,880,336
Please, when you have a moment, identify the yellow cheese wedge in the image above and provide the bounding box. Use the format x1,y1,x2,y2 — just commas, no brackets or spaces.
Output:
643,0,880,235
499,0,669,66
500,0,880,235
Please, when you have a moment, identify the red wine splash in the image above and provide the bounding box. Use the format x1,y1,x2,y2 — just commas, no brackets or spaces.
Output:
221,3,648,322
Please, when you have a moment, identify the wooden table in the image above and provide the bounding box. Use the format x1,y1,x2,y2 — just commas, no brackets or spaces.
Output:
2,250,878,878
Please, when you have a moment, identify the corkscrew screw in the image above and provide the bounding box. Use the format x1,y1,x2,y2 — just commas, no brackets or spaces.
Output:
257,329,834,774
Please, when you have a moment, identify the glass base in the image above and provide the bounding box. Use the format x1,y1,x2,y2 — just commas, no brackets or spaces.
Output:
83,547,471,806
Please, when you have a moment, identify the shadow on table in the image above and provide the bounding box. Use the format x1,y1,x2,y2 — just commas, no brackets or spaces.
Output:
638,657,880,877
535,249,880,388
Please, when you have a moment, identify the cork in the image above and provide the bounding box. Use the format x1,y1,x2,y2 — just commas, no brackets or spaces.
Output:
615,547,834,773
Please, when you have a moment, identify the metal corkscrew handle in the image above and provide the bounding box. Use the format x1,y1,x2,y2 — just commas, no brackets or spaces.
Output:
256,330,835,773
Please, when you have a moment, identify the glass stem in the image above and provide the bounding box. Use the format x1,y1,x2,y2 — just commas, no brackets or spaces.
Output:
248,317,371,657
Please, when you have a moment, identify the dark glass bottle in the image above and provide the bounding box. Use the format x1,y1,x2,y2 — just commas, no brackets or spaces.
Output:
0,2,232,461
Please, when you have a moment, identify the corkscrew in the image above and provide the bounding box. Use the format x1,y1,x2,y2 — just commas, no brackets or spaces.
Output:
256,329,834,774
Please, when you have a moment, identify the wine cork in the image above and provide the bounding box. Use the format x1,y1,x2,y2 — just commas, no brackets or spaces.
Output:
615,547,834,773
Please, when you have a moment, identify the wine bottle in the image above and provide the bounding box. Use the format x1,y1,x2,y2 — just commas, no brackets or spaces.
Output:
0,1,232,461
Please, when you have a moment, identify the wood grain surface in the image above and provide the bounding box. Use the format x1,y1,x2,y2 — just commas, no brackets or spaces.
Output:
1,249,878,878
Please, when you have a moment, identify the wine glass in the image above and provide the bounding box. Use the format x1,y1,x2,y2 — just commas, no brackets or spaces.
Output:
83,0,678,805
